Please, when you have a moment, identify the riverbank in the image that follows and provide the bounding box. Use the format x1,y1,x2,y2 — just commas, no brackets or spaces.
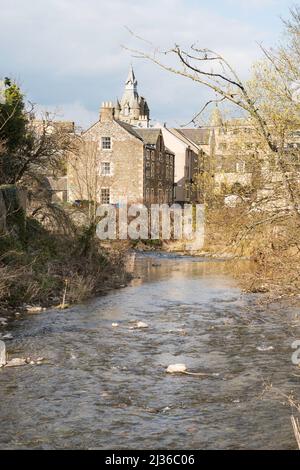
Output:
192,207,300,301
0,218,131,318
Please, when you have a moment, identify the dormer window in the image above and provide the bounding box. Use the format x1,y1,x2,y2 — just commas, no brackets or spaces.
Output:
101,137,111,150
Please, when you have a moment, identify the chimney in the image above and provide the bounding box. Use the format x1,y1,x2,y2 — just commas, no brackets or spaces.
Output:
100,102,115,122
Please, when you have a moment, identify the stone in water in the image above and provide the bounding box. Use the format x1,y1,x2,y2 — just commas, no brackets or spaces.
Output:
136,321,148,329
166,364,187,374
0,340,6,366
26,306,43,314
2,334,13,340
5,358,27,367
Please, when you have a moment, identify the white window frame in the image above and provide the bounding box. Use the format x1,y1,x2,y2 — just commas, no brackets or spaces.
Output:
101,137,112,150
100,161,111,176
101,187,110,204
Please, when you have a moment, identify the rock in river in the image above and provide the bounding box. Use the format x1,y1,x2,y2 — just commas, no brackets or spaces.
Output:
0,340,6,367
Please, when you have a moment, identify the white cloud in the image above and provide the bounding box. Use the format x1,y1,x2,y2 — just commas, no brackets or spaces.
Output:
0,0,291,127
34,102,98,129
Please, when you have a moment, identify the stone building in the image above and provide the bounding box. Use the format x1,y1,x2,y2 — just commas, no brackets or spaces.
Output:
68,102,174,206
156,126,208,204
185,106,298,209
158,107,262,203
202,107,256,194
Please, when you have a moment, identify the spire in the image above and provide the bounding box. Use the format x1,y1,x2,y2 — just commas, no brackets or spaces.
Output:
119,65,150,127
125,64,137,91
126,64,136,85
121,65,138,107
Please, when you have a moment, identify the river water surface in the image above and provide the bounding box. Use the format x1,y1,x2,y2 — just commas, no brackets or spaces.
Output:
1,253,300,449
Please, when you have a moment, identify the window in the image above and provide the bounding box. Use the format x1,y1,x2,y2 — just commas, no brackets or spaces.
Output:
158,188,163,203
151,188,155,202
101,188,110,204
146,188,150,202
101,162,111,176
101,137,111,150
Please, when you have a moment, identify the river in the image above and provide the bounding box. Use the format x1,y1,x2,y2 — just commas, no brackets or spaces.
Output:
0,253,300,449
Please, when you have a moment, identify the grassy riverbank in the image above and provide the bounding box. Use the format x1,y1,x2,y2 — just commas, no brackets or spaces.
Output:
0,217,130,314
201,207,300,300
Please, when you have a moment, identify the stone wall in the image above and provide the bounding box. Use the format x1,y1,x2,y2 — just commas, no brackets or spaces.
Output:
68,120,145,205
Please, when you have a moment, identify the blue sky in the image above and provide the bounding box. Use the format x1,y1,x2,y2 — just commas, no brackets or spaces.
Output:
0,0,295,128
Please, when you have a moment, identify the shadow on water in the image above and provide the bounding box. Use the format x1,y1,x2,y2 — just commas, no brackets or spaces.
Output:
0,252,300,449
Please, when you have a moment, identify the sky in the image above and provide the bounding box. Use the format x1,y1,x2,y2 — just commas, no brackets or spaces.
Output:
0,0,296,129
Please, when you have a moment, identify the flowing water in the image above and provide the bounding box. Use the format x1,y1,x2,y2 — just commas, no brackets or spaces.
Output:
0,253,300,449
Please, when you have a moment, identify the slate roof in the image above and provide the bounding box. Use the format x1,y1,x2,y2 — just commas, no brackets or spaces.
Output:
134,128,161,145
115,120,144,141
174,128,210,145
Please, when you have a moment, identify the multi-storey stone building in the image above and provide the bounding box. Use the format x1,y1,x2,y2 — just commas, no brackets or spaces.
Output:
68,67,174,206
68,101,174,206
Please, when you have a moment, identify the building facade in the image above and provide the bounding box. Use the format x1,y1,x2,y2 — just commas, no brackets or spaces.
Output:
68,102,174,206
153,125,208,204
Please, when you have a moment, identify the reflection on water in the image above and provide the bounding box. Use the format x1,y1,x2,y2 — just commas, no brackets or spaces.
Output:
0,252,300,449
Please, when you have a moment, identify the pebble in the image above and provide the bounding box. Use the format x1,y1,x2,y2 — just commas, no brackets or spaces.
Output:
162,406,171,413
26,306,44,314
166,364,187,373
5,358,27,367
1,334,13,340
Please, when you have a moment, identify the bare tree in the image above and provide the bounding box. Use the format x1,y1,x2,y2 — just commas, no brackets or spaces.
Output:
124,12,300,219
